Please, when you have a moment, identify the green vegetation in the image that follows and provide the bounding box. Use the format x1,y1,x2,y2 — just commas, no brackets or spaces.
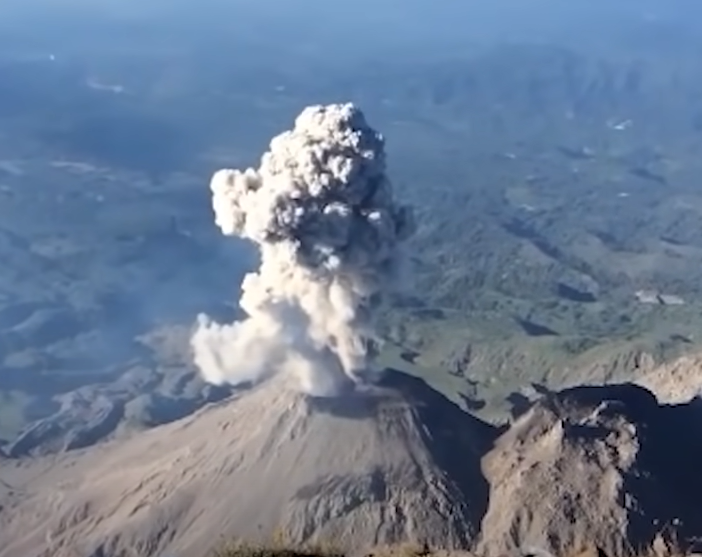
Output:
5,18,702,444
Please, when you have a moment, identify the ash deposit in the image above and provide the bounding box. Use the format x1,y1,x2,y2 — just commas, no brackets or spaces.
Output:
0,371,492,557
478,383,702,557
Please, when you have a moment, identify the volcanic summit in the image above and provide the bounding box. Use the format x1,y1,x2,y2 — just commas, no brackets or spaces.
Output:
0,371,494,557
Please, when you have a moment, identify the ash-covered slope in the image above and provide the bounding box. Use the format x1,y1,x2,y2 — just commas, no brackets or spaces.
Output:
636,353,702,404
478,383,702,557
0,370,494,557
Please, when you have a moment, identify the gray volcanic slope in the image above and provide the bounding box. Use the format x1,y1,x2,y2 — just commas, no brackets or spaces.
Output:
0,371,495,557
478,383,702,557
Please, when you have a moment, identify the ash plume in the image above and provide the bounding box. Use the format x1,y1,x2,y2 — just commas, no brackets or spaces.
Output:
191,103,415,396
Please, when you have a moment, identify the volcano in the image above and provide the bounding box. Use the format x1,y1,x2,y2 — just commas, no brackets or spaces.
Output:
0,370,495,557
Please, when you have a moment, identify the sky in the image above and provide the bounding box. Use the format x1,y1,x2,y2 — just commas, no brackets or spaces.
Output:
2,0,701,70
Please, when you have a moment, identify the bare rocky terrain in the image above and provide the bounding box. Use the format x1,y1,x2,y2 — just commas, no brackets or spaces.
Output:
1,365,701,557
478,383,702,557
0,371,493,557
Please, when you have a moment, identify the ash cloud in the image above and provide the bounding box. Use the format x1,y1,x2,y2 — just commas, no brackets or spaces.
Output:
191,103,415,396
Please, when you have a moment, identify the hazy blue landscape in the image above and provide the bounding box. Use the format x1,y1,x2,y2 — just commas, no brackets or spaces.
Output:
2,0,702,452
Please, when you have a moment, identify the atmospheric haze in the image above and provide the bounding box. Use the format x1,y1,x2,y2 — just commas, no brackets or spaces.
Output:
191,103,415,396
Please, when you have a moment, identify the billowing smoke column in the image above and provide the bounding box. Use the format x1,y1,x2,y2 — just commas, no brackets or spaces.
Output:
191,103,415,396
